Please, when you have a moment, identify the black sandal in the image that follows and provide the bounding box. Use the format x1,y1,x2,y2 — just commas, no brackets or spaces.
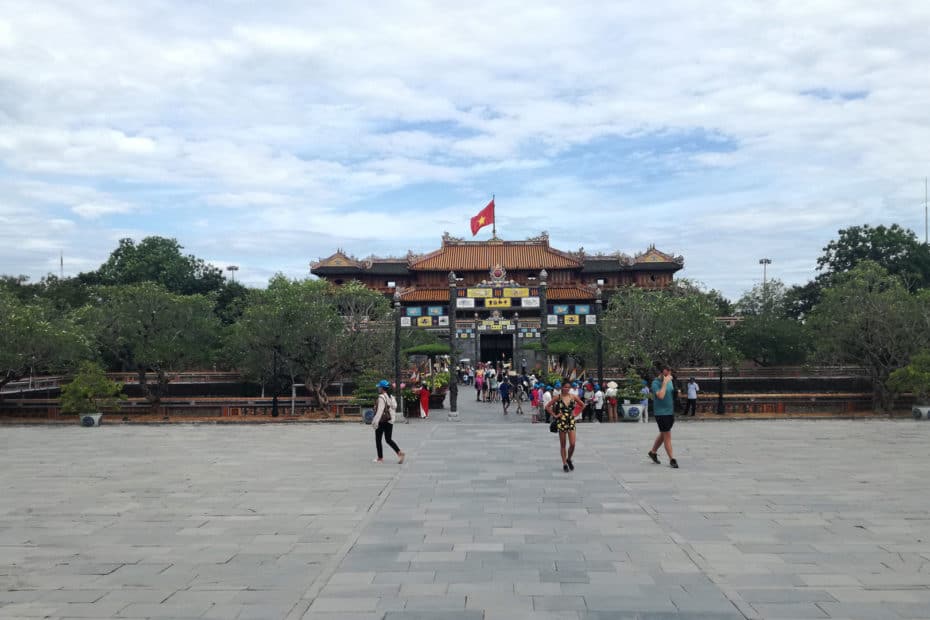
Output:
648,452,660,464
670,459,679,469
567,459,574,471
563,464,569,472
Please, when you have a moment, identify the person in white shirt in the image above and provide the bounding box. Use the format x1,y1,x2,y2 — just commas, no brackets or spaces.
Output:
542,386,553,422
593,385,604,422
685,377,700,417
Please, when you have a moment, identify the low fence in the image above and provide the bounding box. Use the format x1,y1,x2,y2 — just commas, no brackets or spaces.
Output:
0,396,363,422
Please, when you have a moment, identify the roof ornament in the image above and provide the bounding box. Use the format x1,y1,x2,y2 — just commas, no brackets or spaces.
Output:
526,231,549,243
489,264,507,283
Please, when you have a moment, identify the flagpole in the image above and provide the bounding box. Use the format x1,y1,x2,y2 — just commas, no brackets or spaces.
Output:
491,194,496,238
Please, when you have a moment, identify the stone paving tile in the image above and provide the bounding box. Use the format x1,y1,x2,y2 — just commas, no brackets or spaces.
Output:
3,416,930,619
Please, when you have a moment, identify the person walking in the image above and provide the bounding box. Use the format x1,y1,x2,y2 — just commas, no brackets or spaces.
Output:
685,377,700,416
648,366,678,468
546,381,585,472
541,385,552,422
372,380,404,464
475,368,484,402
499,376,512,415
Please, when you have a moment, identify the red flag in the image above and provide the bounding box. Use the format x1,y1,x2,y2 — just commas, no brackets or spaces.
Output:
470,199,495,236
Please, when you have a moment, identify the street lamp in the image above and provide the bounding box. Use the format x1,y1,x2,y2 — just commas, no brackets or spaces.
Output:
226,265,239,283
715,324,726,415
474,312,480,365
393,289,404,422
759,258,771,288
447,271,459,420
539,269,548,373
595,287,604,391
271,346,279,417
513,312,520,373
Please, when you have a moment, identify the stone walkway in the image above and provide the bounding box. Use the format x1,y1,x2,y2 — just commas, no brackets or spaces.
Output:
2,398,930,619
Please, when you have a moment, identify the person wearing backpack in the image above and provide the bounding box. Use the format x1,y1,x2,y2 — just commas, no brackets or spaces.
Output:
372,380,405,464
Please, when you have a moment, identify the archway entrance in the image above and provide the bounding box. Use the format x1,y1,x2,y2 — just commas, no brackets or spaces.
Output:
479,333,513,366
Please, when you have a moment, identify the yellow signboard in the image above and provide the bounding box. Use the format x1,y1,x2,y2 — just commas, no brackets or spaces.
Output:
417,316,433,327
466,288,491,298
564,315,580,325
503,287,529,298
485,298,512,308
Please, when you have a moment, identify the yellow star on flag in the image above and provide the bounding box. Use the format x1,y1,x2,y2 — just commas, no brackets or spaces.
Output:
478,216,485,225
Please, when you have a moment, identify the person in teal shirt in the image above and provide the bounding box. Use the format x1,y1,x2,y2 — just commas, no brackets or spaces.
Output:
648,365,678,468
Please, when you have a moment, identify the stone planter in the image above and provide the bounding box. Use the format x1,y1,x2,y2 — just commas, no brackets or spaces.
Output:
79,413,103,427
429,390,447,410
620,404,643,421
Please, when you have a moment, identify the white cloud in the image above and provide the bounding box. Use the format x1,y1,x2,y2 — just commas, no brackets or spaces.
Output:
0,1,928,298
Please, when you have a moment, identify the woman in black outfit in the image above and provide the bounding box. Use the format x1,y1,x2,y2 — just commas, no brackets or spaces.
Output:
545,381,585,472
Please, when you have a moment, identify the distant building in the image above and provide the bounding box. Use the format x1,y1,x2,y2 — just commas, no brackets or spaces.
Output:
312,232,683,365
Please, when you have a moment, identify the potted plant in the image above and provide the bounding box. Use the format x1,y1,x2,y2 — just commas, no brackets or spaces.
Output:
61,362,127,426
617,372,646,421
423,371,450,409
887,353,930,419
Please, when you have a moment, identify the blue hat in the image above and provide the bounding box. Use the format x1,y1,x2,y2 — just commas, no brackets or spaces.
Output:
595,384,600,390
376,380,390,389
554,381,561,388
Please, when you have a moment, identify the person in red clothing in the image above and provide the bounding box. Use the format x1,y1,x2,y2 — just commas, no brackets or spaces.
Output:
418,382,430,418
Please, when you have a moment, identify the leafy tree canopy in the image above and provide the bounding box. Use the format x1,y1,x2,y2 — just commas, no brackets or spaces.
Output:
0,289,89,394
83,236,225,295
817,224,930,291
601,285,737,377
808,261,930,410
79,282,220,404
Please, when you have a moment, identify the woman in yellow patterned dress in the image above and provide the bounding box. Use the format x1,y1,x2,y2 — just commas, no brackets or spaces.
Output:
545,381,585,472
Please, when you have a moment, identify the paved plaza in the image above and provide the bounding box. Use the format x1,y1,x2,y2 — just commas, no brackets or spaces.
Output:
2,399,930,620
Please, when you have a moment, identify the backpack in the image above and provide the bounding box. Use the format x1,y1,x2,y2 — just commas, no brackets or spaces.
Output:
378,394,396,428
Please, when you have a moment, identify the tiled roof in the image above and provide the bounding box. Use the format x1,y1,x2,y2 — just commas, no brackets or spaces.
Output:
399,285,596,303
547,285,597,300
399,289,449,302
409,240,581,271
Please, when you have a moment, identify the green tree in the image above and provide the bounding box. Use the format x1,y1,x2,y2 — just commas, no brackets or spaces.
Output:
83,236,225,295
0,290,89,396
80,283,220,405
729,314,809,366
60,361,127,414
731,280,809,366
601,286,736,377
734,280,788,317
887,352,930,406
228,277,392,408
808,261,929,410
817,224,930,290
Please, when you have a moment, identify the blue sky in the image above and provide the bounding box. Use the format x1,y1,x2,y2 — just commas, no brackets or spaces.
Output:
1,1,929,300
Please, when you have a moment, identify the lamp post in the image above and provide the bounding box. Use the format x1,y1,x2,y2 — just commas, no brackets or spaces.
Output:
539,269,548,373
759,258,771,288
447,271,459,420
715,325,726,415
271,346,279,417
473,312,480,366
595,287,604,390
513,312,520,372
393,290,404,421
226,265,239,283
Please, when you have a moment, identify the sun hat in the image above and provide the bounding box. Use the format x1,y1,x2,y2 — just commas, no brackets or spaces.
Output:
376,380,390,389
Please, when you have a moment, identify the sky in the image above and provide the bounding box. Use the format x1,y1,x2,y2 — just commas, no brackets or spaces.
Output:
1,1,929,301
